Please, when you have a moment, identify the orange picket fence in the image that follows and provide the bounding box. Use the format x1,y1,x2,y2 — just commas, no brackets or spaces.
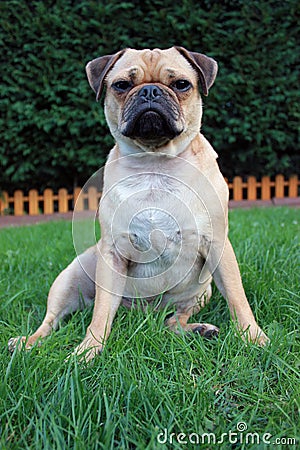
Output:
0,174,299,216
226,174,299,201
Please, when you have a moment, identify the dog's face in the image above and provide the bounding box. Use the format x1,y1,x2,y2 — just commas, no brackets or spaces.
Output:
86,47,217,154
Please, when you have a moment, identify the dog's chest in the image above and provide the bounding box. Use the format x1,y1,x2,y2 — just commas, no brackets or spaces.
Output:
128,207,182,258
100,161,214,299
103,172,209,259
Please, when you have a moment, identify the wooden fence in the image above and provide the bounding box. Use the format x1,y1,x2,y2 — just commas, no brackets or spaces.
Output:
0,174,299,216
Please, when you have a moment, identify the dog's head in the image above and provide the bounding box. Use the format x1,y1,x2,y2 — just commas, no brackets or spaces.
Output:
86,47,217,154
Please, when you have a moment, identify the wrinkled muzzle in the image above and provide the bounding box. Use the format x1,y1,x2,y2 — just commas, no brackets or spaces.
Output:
121,84,184,146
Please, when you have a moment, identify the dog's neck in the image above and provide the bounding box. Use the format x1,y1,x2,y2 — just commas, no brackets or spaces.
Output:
116,130,199,158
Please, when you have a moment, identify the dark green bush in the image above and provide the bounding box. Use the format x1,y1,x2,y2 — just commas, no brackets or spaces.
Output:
1,0,299,192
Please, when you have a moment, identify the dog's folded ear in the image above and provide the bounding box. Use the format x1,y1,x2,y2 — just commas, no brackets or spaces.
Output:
174,46,218,96
86,49,127,101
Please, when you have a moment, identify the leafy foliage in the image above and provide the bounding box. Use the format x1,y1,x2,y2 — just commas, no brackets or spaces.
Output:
1,0,299,192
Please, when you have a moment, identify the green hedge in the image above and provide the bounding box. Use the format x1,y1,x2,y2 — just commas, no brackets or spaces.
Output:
1,0,299,192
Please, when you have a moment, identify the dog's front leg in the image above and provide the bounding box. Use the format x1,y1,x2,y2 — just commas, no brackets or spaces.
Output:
207,237,269,345
72,239,128,362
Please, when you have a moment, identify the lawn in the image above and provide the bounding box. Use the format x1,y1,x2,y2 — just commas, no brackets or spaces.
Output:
0,207,299,449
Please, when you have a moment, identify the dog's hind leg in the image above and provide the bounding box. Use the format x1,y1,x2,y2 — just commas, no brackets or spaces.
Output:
165,285,219,338
8,245,98,353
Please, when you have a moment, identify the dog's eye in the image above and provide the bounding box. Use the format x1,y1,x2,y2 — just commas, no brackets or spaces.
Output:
112,80,132,92
172,80,192,92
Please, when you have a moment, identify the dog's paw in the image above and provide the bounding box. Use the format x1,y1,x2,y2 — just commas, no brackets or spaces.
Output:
8,335,43,354
167,320,219,339
253,329,269,346
67,338,103,363
192,323,219,339
8,336,27,353
241,325,269,347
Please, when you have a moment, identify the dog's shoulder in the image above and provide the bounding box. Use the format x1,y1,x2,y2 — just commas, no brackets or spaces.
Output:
188,134,229,207
190,133,218,165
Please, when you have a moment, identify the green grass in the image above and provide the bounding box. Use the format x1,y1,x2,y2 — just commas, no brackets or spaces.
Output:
0,207,299,449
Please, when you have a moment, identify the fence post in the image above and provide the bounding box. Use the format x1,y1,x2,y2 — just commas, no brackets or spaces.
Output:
58,188,68,213
247,176,257,200
29,189,39,215
261,176,271,200
14,190,24,216
288,175,298,198
44,189,54,214
275,174,284,198
233,176,243,200
0,191,9,214
73,187,84,211
88,186,98,211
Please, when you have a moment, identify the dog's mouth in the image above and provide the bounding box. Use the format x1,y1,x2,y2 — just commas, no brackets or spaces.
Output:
121,104,184,146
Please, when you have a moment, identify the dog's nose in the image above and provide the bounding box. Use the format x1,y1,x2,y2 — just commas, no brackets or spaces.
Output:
138,85,162,101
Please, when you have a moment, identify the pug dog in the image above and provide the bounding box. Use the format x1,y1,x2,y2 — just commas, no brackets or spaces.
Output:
8,47,268,361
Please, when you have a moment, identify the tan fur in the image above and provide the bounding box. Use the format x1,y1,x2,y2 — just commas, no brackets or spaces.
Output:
8,47,268,361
